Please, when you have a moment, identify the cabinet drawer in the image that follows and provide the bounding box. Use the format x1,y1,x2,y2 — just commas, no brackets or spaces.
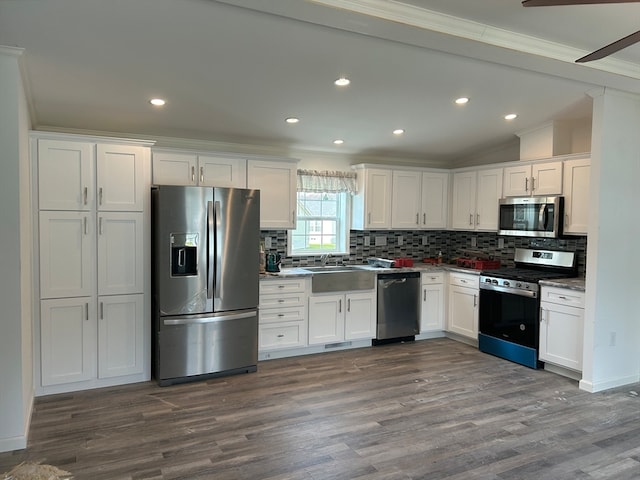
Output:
421,272,444,285
541,287,585,308
260,278,306,295
259,305,305,324
259,322,306,350
259,292,306,309
448,273,479,288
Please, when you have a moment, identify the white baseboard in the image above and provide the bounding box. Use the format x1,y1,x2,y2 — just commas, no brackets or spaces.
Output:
579,373,640,393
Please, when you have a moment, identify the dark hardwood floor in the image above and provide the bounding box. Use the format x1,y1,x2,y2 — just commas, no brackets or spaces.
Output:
2,338,640,479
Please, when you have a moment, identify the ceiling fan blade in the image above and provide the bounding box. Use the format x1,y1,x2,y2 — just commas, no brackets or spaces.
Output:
523,0,640,6
576,29,640,62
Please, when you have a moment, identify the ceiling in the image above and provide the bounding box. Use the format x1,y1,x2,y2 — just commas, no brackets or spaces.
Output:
2,0,640,166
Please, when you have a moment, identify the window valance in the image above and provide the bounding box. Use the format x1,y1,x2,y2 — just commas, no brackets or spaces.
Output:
296,169,357,194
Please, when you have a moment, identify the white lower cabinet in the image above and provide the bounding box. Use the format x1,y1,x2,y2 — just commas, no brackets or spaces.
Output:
40,297,96,386
420,272,444,332
447,273,479,340
259,278,308,351
98,294,144,378
539,286,585,372
308,290,376,345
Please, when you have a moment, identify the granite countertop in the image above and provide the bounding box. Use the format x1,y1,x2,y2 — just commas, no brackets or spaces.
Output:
260,262,480,279
539,277,586,292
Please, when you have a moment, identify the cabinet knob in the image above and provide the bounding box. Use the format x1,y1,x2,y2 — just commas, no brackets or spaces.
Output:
277,334,284,338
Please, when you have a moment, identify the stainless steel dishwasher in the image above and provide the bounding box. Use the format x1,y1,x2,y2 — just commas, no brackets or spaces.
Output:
374,271,421,344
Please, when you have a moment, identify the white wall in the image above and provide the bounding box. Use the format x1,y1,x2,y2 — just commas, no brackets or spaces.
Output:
0,47,33,452
580,88,640,392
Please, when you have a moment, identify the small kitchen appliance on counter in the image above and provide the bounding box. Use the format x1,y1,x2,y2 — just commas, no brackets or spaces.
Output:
478,247,577,369
265,253,281,273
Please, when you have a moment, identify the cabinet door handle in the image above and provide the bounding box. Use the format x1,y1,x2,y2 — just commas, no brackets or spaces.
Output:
100,302,104,320
83,187,88,205
565,213,569,227
99,217,103,235
559,295,567,300
531,177,536,192
423,213,426,225
200,166,204,183
469,213,473,226
339,299,342,313
98,187,103,206
347,298,351,312
83,216,88,235
476,213,480,225
473,294,477,307
525,177,529,192
292,210,296,224
368,212,371,225
191,166,195,183
416,213,419,225
85,302,89,321
278,299,285,303
278,285,285,289
423,289,426,301
278,314,285,317
460,279,467,284
277,334,285,338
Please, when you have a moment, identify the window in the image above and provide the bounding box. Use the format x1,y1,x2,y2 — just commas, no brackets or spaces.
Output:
288,191,350,256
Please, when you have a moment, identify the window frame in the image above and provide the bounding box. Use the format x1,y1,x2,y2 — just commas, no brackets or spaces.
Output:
287,191,351,257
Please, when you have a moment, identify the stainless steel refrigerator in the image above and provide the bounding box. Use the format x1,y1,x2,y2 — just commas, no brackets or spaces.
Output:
151,185,260,386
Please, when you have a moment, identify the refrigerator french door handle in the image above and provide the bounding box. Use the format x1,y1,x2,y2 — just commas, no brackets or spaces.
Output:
214,200,222,302
207,200,214,300
162,310,256,325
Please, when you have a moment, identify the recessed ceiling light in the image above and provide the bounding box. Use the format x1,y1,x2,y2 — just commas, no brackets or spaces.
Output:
393,129,405,135
455,97,469,105
333,139,344,145
504,113,518,120
285,117,299,124
149,98,166,106
334,77,351,87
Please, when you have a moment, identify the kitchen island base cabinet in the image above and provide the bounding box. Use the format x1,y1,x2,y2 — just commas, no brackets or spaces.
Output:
539,286,585,373
447,273,479,341
308,290,376,345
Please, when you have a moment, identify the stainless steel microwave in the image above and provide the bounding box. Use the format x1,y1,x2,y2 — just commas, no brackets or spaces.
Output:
498,196,563,238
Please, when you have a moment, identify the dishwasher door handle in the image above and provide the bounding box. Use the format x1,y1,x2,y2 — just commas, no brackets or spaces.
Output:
381,278,407,288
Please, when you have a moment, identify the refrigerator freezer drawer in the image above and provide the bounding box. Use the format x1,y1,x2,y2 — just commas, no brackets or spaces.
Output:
156,310,258,385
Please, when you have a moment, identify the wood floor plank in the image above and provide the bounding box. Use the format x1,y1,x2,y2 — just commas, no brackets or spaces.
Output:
2,339,640,479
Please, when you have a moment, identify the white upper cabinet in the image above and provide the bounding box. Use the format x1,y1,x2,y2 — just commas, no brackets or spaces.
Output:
39,211,96,299
562,157,591,235
391,170,449,230
152,149,247,188
503,161,562,197
451,168,502,231
247,159,297,229
421,171,449,229
97,144,146,211
391,170,422,229
97,212,144,296
38,139,94,211
352,167,392,230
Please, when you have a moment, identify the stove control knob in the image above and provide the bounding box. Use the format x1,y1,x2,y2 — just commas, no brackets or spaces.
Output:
516,282,522,288
492,279,498,285
504,281,510,287
525,284,530,290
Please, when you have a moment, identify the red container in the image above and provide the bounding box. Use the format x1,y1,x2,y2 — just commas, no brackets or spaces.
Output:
394,257,414,267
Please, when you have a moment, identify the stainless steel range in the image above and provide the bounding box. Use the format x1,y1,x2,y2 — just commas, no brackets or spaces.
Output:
478,248,577,369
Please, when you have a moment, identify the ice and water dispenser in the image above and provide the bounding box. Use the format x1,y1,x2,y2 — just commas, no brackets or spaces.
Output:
170,233,199,276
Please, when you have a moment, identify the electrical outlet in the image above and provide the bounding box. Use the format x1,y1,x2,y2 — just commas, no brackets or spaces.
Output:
375,236,387,246
498,238,505,249
264,236,272,249
397,235,403,246
471,236,477,247
364,236,370,247
422,235,428,246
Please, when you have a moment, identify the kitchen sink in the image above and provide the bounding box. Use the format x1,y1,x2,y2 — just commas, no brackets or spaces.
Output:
303,265,376,293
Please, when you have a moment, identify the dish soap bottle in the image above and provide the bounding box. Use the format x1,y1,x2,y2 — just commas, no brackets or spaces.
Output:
437,251,443,264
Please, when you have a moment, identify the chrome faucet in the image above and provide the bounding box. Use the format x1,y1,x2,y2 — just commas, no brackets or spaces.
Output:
320,253,332,265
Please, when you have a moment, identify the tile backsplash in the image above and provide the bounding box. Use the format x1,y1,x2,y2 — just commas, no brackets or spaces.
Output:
261,230,587,277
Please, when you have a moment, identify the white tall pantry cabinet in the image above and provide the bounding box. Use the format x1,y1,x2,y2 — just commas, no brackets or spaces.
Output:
33,134,152,394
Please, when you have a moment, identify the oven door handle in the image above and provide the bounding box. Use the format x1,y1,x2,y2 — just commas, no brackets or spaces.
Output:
480,284,537,298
